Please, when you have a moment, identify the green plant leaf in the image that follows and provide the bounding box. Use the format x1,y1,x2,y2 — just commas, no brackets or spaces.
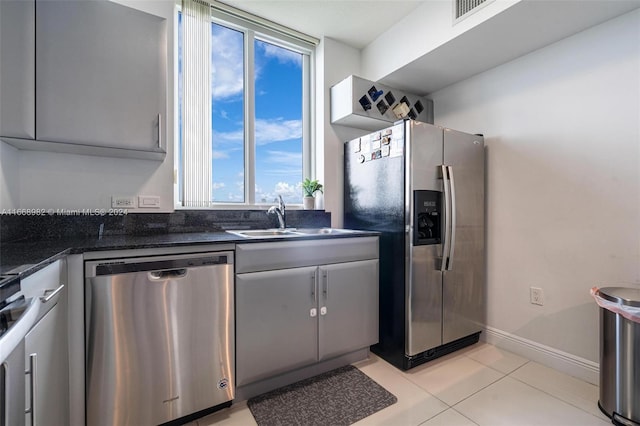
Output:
302,178,323,197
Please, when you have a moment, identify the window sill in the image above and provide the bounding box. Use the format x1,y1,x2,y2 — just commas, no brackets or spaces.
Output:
175,203,307,211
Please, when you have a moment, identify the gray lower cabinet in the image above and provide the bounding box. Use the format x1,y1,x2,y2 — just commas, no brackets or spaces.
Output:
235,237,379,387
0,0,166,160
21,261,69,426
236,266,319,386
24,299,69,426
318,260,378,361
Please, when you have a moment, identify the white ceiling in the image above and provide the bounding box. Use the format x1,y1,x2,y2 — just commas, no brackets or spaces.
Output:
220,0,424,49
220,0,640,95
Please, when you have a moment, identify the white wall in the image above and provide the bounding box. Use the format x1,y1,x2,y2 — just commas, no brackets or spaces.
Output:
0,141,20,208
18,150,173,211
9,10,361,216
315,37,366,227
361,0,517,83
431,9,640,363
8,0,176,212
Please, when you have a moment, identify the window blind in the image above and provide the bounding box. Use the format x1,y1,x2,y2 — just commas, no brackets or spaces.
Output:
181,0,212,207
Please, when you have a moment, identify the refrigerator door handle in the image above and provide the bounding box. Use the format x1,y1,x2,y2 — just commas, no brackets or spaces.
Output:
447,165,457,270
441,165,452,271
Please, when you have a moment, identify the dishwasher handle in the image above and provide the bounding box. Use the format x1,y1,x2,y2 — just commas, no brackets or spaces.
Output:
90,252,233,277
148,269,188,280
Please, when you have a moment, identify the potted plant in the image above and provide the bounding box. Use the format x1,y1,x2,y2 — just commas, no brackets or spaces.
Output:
302,178,323,210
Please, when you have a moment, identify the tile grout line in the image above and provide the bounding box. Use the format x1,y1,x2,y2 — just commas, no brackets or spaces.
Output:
454,354,604,420
505,364,608,422
355,359,453,425
449,373,511,409
400,354,510,411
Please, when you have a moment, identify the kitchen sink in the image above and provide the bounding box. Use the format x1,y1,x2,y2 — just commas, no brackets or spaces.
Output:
293,228,354,235
227,228,356,238
226,229,301,238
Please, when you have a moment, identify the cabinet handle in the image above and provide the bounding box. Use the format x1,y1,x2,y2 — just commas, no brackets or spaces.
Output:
25,353,37,425
311,271,316,302
157,113,162,150
322,270,328,298
39,284,64,304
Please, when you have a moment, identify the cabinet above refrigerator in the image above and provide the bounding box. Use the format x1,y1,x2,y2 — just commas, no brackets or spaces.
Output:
331,75,433,131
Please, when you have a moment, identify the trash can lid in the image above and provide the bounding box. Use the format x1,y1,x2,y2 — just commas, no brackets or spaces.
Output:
598,287,640,307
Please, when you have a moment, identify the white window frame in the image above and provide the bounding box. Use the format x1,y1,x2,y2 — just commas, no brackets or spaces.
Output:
174,1,316,209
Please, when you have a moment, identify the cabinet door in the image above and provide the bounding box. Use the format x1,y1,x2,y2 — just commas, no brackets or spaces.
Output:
236,267,318,386
318,260,379,361
35,0,166,152
24,294,69,426
0,0,35,138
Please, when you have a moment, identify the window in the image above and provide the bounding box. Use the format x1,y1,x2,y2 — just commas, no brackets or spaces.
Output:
177,0,315,207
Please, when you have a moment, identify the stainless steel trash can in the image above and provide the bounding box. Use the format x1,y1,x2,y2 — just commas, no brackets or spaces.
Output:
597,287,640,426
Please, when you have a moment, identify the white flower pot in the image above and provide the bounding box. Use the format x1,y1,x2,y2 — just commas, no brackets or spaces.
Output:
303,196,315,210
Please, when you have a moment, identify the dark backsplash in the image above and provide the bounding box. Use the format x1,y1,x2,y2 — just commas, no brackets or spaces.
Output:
0,209,331,243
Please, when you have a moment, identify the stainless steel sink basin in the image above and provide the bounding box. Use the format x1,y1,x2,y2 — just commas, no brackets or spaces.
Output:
227,228,356,238
293,228,354,235
226,229,300,238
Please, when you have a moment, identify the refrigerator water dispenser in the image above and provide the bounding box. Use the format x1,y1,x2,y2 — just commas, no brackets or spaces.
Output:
413,190,441,246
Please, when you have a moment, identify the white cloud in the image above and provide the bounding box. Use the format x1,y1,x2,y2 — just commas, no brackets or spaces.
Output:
211,26,244,99
275,181,298,196
258,150,302,177
259,42,302,67
212,150,229,159
212,182,226,190
227,192,244,202
260,151,302,180
255,118,302,145
257,181,302,204
264,150,302,164
212,118,301,146
213,128,244,144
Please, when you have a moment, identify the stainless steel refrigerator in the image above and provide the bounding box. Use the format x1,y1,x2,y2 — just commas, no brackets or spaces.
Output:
344,119,485,370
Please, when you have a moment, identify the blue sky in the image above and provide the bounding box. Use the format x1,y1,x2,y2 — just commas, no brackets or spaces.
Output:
210,23,303,204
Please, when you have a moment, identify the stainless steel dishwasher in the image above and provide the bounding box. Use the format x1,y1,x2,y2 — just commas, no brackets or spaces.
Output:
85,251,234,426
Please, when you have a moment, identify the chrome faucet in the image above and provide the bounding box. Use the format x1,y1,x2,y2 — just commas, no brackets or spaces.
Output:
267,195,286,229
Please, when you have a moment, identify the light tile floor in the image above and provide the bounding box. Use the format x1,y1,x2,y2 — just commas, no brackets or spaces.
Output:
196,343,611,426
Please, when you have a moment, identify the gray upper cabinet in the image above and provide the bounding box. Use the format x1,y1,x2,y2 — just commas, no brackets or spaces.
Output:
0,0,35,139
0,0,167,160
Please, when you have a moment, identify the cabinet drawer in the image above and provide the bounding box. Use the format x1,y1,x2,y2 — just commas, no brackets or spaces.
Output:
236,237,379,273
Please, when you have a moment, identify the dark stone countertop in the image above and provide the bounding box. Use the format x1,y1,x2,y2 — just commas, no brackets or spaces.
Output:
0,229,379,303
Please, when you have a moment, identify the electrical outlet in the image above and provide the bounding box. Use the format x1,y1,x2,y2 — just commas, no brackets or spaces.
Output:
111,196,136,208
138,195,160,208
530,287,544,306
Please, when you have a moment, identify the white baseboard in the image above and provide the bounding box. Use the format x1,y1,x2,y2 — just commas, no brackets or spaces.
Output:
482,325,600,385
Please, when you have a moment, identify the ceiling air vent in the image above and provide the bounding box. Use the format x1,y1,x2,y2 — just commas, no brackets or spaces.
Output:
455,0,491,21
